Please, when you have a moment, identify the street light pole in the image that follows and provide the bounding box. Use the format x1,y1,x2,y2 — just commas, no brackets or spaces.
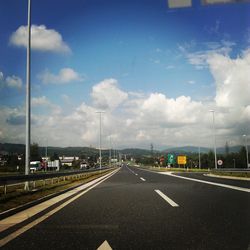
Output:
25,0,31,190
243,135,249,168
198,146,201,169
45,138,48,159
109,136,112,168
96,111,105,170
209,110,217,169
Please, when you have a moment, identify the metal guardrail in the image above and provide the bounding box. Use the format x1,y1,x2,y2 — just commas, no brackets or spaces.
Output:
0,167,110,195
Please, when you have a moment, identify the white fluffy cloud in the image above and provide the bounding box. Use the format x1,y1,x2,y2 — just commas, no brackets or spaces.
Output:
91,78,128,110
0,71,23,89
6,75,22,89
38,68,84,84
1,46,249,149
179,40,235,69
10,25,71,53
207,49,250,108
31,96,62,115
139,93,203,126
32,96,51,106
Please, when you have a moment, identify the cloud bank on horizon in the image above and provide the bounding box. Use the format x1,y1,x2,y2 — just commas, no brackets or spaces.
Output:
0,0,249,149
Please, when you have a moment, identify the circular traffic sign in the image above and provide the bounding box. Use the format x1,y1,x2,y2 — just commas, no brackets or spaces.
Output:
217,160,223,166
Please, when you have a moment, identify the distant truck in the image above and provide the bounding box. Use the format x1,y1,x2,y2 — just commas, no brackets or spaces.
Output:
30,161,42,172
80,161,89,169
47,160,60,171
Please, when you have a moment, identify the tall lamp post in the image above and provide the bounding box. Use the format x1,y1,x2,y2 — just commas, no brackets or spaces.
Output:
25,0,31,190
96,111,105,170
243,135,249,168
109,135,112,168
198,146,201,169
209,110,217,169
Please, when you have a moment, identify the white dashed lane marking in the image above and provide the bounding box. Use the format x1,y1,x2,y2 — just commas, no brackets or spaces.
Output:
155,189,179,207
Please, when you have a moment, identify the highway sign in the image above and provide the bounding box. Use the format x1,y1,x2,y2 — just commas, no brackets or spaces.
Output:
177,156,187,165
217,160,223,166
167,154,175,164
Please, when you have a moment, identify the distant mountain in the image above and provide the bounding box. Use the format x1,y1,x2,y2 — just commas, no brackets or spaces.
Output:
163,146,210,154
40,146,99,157
119,148,153,156
0,143,25,154
0,143,99,157
163,145,243,154
0,143,245,157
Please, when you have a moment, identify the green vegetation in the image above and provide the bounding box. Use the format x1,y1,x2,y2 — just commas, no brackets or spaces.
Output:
210,171,250,178
0,142,249,171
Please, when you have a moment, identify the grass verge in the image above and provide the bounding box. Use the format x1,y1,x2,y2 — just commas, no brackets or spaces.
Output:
137,165,209,173
136,165,249,178
210,171,250,178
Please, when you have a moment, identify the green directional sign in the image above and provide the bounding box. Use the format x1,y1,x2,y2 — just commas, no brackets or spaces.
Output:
167,154,175,164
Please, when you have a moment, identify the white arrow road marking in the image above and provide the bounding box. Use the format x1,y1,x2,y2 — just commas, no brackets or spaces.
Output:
97,240,112,250
140,177,146,181
155,190,179,207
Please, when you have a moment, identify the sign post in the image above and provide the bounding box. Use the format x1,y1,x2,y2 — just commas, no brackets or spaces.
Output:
167,154,175,166
217,159,223,167
177,156,187,168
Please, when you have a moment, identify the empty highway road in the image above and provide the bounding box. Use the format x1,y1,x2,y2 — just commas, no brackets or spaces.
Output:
0,165,249,249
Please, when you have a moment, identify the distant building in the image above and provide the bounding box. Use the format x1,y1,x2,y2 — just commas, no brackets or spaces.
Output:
0,155,7,166
59,156,79,167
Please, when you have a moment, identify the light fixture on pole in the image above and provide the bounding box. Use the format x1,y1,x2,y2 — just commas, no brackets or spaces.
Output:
243,134,249,168
209,110,217,169
25,0,31,191
96,111,105,170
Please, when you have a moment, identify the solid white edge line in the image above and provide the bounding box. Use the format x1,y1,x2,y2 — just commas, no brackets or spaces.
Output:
140,177,146,181
155,190,179,207
0,169,118,233
159,172,250,193
134,167,250,193
0,168,120,248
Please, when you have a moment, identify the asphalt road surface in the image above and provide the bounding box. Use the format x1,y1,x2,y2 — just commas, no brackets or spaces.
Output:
1,166,249,250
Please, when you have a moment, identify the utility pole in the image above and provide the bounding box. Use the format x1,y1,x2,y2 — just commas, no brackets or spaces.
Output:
25,0,31,191
198,146,201,169
109,136,112,168
96,111,105,170
243,135,249,168
209,110,217,169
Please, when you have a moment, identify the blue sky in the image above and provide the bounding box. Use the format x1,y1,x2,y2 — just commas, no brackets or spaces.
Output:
0,0,250,149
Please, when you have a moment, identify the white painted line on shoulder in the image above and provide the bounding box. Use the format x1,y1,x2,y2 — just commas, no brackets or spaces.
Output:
97,240,113,250
126,165,135,175
135,174,138,176
155,189,179,207
159,172,250,193
0,168,120,248
140,177,146,182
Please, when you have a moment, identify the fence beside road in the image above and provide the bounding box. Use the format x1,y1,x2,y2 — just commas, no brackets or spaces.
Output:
0,167,111,195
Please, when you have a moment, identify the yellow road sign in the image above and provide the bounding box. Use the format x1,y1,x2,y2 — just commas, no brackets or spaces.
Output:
177,156,187,165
